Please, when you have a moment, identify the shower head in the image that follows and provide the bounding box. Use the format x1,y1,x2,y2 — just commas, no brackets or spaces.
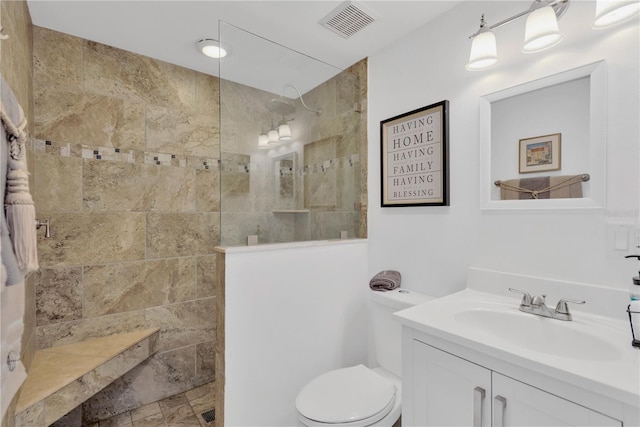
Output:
266,97,296,116
266,84,322,117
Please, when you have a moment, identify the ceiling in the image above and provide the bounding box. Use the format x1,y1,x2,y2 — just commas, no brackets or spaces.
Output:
26,0,462,94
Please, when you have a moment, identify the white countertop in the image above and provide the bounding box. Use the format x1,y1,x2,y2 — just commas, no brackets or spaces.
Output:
395,288,640,408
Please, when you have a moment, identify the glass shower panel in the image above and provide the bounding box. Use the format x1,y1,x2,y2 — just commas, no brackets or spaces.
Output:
219,22,362,246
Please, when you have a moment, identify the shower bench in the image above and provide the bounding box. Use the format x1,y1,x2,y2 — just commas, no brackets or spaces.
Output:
14,327,159,427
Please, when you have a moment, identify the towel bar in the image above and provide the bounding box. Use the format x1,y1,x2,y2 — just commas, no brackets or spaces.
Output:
494,173,590,187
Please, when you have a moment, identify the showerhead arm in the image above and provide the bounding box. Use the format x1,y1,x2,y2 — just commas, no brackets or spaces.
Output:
280,84,322,116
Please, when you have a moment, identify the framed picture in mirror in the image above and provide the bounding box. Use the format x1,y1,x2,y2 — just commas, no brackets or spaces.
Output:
519,133,561,174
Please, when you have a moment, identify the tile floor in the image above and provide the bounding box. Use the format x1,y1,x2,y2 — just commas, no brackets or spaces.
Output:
89,382,215,427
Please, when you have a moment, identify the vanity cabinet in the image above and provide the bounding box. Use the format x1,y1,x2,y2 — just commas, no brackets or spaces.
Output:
408,339,621,427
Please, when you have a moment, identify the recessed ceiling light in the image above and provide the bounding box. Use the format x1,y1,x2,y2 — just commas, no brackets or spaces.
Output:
196,38,228,59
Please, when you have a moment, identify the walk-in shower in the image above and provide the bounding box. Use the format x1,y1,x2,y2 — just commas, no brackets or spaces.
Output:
218,22,366,246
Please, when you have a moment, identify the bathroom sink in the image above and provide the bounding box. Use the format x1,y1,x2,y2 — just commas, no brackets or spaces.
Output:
453,308,621,361
395,289,628,365
394,286,639,411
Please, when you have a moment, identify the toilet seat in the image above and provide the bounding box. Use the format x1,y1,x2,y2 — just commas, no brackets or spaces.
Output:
295,364,397,426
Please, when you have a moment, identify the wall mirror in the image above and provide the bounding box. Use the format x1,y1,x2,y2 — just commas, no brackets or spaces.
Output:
273,152,298,210
479,60,606,211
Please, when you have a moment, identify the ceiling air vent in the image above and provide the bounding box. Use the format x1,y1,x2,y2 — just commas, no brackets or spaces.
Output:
319,1,376,39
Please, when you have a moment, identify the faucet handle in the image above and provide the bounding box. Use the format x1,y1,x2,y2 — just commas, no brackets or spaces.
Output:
531,294,547,306
509,288,532,306
554,298,586,315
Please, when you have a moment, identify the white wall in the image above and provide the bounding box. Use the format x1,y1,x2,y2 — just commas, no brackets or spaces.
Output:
224,240,369,427
368,1,639,297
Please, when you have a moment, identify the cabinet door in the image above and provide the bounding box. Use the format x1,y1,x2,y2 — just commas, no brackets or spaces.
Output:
492,373,621,427
410,340,492,427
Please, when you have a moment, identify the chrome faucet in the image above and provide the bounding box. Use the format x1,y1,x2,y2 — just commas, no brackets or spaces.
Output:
509,288,585,321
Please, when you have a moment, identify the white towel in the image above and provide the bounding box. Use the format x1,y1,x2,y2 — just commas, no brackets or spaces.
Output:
0,73,29,420
0,263,27,419
1,75,38,274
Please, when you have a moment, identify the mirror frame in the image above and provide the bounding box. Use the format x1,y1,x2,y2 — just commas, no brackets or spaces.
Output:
479,60,607,211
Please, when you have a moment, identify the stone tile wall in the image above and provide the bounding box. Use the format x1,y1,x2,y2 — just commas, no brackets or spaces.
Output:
219,59,368,245
31,26,219,422
0,0,35,426
302,60,367,240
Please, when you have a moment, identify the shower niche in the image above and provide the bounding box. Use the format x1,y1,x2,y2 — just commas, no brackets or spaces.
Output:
218,22,365,246
272,152,304,212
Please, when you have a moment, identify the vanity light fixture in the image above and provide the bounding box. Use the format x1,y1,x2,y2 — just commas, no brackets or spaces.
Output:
468,0,639,70
197,38,228,58
258,119,293,149
467,0,569,70
593,0,640,28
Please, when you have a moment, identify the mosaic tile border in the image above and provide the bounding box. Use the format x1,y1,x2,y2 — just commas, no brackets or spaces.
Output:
33,139,219,171
32,138,360,175
303,153,361,175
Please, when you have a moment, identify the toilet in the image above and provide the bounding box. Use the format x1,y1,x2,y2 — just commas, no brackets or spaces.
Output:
295,288,433,427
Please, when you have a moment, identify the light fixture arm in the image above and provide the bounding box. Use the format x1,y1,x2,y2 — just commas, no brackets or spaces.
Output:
469,0,570,38
280,84,322,115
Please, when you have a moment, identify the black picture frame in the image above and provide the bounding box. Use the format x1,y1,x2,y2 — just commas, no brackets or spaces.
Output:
380,100,449,207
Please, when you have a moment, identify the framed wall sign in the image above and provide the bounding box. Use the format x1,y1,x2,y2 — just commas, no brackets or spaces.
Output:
519,133,561,173
380,100,449,207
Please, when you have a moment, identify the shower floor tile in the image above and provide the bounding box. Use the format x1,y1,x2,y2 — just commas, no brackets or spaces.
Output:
97,382,215,427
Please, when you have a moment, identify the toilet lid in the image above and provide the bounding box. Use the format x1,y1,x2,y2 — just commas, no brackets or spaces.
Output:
295,365,396,424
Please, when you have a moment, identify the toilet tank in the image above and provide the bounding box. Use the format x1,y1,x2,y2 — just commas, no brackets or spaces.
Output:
368,289,433,377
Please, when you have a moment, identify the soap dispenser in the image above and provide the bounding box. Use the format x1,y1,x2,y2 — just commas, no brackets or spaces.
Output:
624,255,640,348
625,255,640,300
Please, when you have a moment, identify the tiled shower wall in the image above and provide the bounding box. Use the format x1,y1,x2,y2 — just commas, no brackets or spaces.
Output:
219,59,368,245
303,62,366,240
1,0,35,425
31,26,219,422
